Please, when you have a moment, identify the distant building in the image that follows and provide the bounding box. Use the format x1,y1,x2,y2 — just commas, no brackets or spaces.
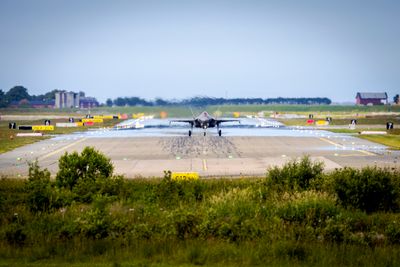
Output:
55,91,80,108
79,97,99,108
9,99,55,108
356,92,388,105
29,100,55,108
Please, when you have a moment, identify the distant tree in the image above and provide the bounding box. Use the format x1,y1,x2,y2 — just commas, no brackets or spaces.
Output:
155,98,169,106
112,96,153,106
107,96,332,107
394,94,399,104
0,89,7,107
106,98,113,107
30,94,43,101
6,86,31,102
113,97,126,106
43,89,60,101
29,89,60,102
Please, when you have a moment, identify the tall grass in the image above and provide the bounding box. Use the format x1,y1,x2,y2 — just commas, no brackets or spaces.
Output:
1,156,400,266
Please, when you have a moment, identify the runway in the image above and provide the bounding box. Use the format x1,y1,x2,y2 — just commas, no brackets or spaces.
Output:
0,124,398,178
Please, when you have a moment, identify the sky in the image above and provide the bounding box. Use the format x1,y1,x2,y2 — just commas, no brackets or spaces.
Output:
0,0,399,103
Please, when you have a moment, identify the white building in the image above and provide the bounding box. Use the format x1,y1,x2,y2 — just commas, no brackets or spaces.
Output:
54,91,80,108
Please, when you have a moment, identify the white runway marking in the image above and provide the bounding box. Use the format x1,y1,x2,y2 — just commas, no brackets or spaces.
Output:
38,138,87,161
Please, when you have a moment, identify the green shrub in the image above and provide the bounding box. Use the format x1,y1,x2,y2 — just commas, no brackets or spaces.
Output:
172,209,201,240
5,224,26,246
58,220,79,240
80,195,112,239
276,191,339,227
322,220,348,243
267,156,324,190
386,220,400,244
72,178,98,203
0,179,19,210
51,187,76,209
187,243,207,265
332,167,399,213
56,147,114,190
26,161,53,213
273,241,308,261
202,187,261,241
156,178,205,206
71,175,124,203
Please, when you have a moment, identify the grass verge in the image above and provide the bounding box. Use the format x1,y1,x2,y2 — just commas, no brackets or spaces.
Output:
325,129,400,150
358,134,400,150
0,119,120,154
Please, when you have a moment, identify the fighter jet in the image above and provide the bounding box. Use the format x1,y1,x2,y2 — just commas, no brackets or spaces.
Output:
170,111,239,136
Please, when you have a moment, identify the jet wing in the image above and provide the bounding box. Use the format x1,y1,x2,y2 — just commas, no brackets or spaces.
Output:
169,120,195,126
216,119,240,124
215,119,240,127
170,120,194,123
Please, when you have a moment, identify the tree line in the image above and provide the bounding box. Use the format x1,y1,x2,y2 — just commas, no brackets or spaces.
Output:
0,86,58,107
0,85,333,108
106,96,332,107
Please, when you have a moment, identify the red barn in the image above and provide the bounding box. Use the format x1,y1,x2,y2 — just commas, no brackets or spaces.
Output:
356,92,387,105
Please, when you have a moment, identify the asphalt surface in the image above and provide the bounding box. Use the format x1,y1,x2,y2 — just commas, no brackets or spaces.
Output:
0,125,398,178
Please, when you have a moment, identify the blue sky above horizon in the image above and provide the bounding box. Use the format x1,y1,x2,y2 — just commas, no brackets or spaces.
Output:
0,0,399,103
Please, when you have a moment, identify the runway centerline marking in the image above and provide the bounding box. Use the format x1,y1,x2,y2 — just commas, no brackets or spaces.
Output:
38,138,87,161
202,159,208,171
319,137,375,156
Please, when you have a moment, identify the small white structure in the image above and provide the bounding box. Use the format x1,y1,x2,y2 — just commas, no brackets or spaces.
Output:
55,91,80,108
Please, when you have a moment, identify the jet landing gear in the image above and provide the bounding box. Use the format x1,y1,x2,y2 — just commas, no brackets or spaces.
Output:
188,129,222,136
189,124,193,137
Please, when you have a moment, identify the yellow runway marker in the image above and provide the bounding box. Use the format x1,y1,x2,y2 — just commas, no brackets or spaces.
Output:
39,138,87,161
319,138,375,156
202,159,208,171
171,172,199,181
